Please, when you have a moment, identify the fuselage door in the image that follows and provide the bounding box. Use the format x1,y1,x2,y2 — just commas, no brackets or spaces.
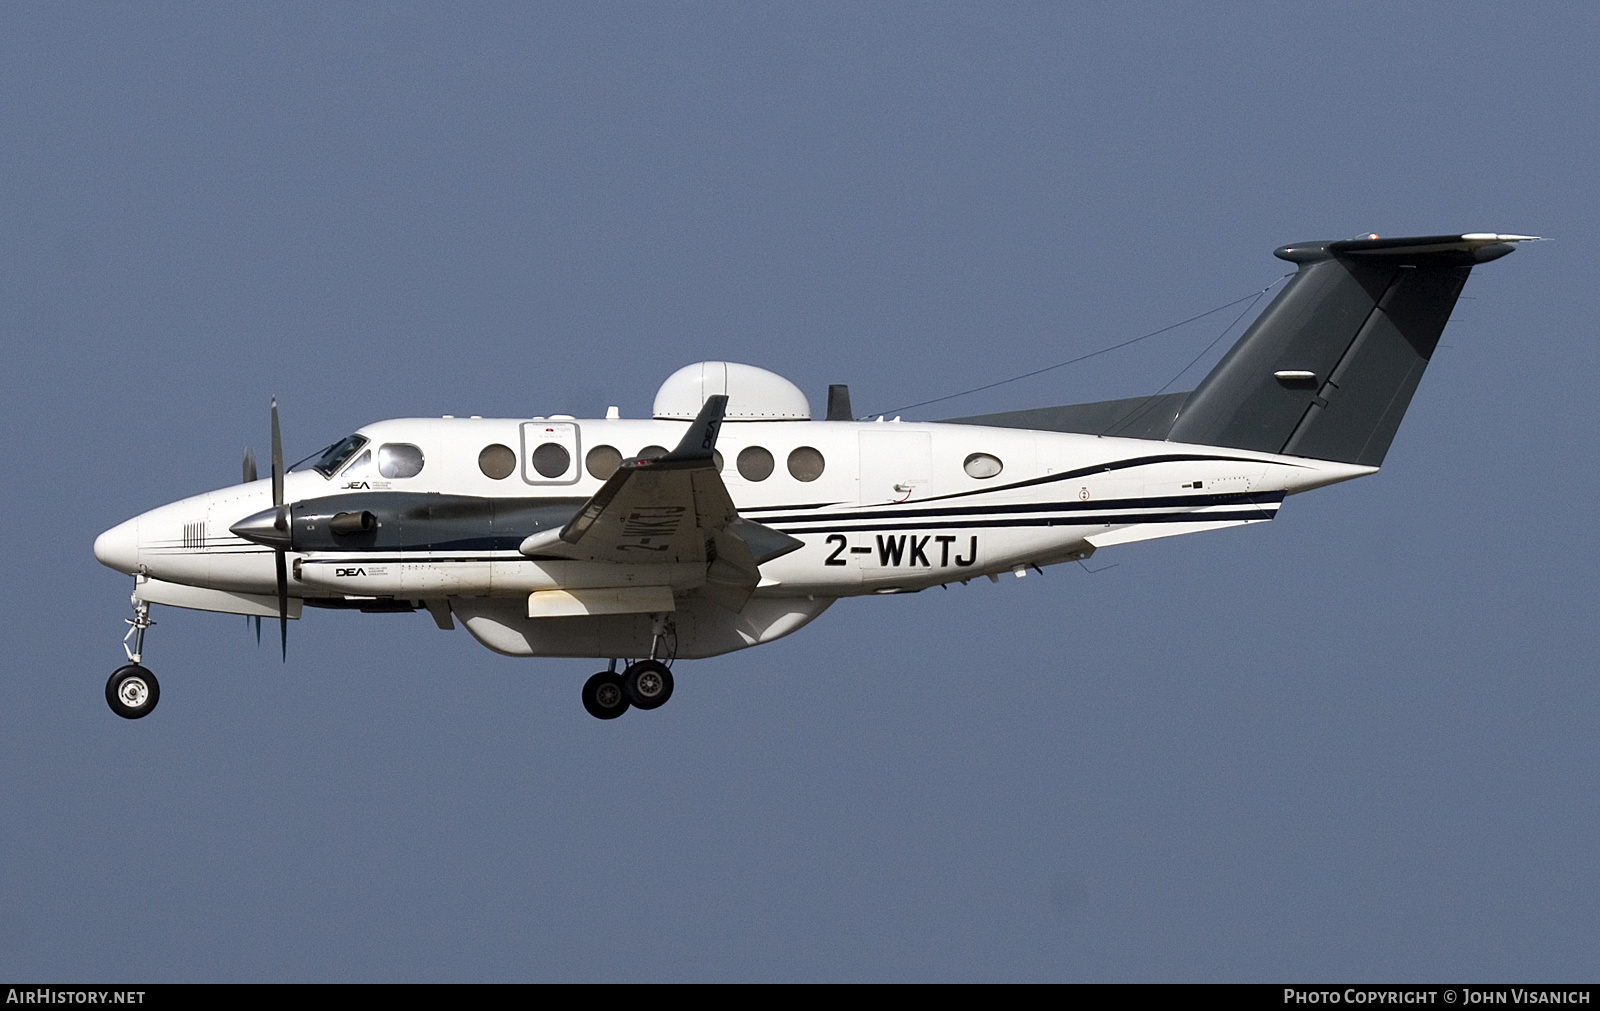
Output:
520,422,582,485
859,430,932,504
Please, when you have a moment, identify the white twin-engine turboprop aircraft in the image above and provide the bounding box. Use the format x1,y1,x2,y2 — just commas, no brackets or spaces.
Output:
94,232,1537,720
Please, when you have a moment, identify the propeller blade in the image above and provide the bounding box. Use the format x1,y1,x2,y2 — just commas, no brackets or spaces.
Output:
275,548,288,661
270,398,288,660
254,614,261,646
270,397,284,508
243,448,257,485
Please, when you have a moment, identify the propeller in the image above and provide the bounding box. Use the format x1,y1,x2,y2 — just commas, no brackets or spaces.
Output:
233,400,289,660
242,448,259,643
270,397,288,660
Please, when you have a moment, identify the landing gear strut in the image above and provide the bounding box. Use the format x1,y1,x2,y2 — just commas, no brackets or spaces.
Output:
108,594,160,719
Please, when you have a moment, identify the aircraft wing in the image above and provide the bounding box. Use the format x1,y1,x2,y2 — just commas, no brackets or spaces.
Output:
517,395,802,610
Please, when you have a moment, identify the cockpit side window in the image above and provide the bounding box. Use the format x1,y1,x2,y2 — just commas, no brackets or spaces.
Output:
291,435,369,478
377,443,425,479
341,449,372,477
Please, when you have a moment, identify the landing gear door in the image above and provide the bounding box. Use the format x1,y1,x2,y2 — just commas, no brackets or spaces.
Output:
520,422,582,485
859,430,932,504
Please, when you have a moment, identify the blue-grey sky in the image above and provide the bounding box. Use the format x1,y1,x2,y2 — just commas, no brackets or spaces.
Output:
3,3,1596,981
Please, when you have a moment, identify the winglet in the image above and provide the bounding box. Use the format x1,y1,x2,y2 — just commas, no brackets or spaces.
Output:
662,394,727,462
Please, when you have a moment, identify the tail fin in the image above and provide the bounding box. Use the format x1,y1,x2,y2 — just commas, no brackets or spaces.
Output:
1164,233,1536,466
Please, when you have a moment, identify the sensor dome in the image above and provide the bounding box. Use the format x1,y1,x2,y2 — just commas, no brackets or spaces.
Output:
652,361,811,421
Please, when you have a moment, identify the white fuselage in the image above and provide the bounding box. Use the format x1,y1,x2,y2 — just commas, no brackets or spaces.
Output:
94,415,1373,659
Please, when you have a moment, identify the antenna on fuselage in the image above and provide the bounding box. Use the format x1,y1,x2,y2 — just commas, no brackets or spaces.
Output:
825,384,852,421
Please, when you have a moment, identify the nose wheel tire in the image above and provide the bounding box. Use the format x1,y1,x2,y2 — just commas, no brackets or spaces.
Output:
106,665,160,720
582,671,631,720
623,660,674,710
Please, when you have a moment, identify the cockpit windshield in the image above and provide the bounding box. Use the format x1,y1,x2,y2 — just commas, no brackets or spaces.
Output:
289,435,369,478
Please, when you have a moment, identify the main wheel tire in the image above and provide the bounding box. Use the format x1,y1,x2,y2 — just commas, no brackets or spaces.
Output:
623,660,674,710
582,671,630,720
106,664,160,720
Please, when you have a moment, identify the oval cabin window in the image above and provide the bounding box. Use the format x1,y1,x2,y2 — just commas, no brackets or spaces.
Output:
787,446,825,482
737,446,775,481
638,445,668,461
531,442,571,479
963,452,1003,479
586,445,622,479
377,443,425,479
478,444,515,480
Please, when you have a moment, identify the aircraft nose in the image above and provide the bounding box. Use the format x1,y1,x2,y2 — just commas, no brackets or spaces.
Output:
93,517,140,573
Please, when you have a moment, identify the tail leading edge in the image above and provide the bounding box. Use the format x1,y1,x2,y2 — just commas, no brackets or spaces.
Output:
949,233,1537,467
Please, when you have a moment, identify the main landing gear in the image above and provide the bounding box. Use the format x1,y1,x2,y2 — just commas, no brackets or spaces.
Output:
107,595,160,719
581,659,675,720
582,615,677,720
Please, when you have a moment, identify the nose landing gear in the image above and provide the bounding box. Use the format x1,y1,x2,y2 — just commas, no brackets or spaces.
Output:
107,593,160,719
106,664,159,720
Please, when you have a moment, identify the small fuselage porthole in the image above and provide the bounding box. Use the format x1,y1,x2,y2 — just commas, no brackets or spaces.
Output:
787,446,825,482
479,444,516,480
738,446,775,481
963,452,1002,479
586,445,622,479
531,442,571,479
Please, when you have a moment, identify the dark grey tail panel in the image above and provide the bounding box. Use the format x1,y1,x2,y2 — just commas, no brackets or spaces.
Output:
1163,256,1392,455
1164,234,1521,466
1280,264,1470,465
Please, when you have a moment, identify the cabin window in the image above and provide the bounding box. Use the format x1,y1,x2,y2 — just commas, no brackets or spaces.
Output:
713,449,724,472
787,446,825,482
294,435,368,477
638,445,668,461
531,442,571,479
963,452,1003,479
738,446,775,481
378,443,425,479
478,444,516,480
586,445,622,479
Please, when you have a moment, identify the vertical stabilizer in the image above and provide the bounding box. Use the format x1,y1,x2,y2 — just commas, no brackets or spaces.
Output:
1164,233,1535,466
